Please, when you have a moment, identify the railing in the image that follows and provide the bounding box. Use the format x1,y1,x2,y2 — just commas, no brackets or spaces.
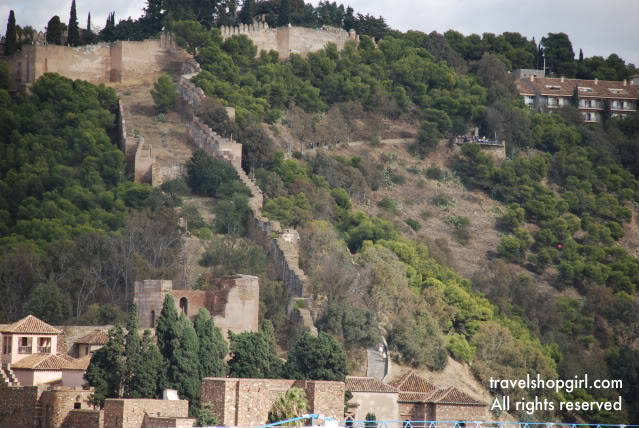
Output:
37,346,51,354
18,346,32,354
340,422,639,428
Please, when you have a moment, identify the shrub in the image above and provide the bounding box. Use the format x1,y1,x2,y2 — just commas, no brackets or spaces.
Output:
292,151,304,159
377,197,398,213
405,218,421,231
160,178,190,196
196,403,219,427
180,204,206,230
431,193,455,211
447,333,475,363
444,215,471,245
420,210,433,220
150,73,177,113
153,113,168,123
425,165,444,180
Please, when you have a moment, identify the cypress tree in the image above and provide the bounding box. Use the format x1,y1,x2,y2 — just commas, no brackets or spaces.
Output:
278,0,290,26
239,0,256,25
87,12,91,32
194,308,228,377
571,86,579,107
123,305,141,397
579,48,584,63
156,294,179,360
170,315,201,406
46,15,63,45
127,330,164,398
4,10,17,55
67,0,80,46
85,325,126,405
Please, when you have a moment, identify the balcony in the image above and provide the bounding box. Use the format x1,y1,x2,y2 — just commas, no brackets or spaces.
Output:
18,346,32,354
37,347,51,354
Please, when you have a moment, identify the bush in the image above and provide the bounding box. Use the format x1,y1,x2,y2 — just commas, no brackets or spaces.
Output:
150,73,177,113
160,178,190,196
388,313,448,370
447,333,475,363
405,218,421,231
377,197,399,213
420,210,434,220
154,113,168,123
444,215,471,245
425,165,444,180
431,193,455,211
180,204,206,230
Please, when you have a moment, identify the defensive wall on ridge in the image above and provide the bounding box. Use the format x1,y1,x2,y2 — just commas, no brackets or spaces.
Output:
220,23,359,59
5,33,189,87
177,63,317,334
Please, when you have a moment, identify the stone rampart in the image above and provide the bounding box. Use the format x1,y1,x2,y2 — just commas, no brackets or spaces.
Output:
118,100,138,174
6,33,190,88
142,415,195,428
178,67,316,332
220,24,358,59
103,398,189,428
134,136,154,184
64,409,104,428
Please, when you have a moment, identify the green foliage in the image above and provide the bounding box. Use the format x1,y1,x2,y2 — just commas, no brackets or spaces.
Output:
446,333,475,363
443,215,471,245
24,282,72,325
267,387,308,424
85,325,126,406
155,294,180,361
388,311,448,370
263,193,312,227
46,15,64,44
317,303,381,349
180,204,205,230
67,0,81,46
169,315,201,406
425,165,444,180
186,149,249,198
405,218,421,231
160,178,190,196
284,332,348,381
196,403,219,427
414,121,442,156
4,11,17,55
150,74,177,113
365,413,377,428
0,73,133,245
199,235,267,278
377,196,398,213
194,308,229,378
228,322,282,378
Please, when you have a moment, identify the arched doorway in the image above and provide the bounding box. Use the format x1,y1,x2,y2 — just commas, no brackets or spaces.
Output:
179,297,188,315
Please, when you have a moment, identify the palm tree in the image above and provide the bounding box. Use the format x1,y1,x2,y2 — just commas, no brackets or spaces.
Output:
267,387,309,426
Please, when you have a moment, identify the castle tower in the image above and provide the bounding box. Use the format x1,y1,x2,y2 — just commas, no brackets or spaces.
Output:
133,280,173,329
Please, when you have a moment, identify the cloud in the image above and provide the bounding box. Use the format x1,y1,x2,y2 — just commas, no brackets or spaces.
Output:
2,0,638,64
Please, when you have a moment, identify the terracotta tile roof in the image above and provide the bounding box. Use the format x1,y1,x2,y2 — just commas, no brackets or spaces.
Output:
0,315,62,335
398,392,434,403
76,330,109,345
345,376,397,393
430,386,485,406
518,77,639,100
63,354,92,370
388,371,438,394
11,354,77,370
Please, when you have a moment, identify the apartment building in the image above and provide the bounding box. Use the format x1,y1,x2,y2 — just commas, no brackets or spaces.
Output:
517,72,639,122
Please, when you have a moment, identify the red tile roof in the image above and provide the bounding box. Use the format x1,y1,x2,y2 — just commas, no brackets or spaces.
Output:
430,386,485,406
11,354,76,370
345,376,398,393
0,315,62,335
388,371,438,394
76,330,109,345
519,76,639,100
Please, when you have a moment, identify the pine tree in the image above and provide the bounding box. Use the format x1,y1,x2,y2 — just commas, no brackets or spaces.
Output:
278,0,290,26
46,16,64,45
170,315,201,406
284,332,348,381
67,0,80,46
4,10,17,56
194,308,228,377
239,0,255,25
343,6,355,32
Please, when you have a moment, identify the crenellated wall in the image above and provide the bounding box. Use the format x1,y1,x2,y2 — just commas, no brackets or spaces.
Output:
6,34,190,87
219,24,359,59
177,72,316,333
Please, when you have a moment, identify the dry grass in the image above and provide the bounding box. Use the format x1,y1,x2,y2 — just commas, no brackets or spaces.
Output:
324,142,505,278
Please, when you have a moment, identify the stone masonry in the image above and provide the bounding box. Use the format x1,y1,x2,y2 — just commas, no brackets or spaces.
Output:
103,398,189,428
133,276,259,334
200,377,345,425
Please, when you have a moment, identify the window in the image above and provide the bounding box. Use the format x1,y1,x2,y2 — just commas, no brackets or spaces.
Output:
579,87,593,93
74,403,81,410
2,337,11,355
38,337,51,354
608,88,626,95
18,337,33,354
546,85,561,91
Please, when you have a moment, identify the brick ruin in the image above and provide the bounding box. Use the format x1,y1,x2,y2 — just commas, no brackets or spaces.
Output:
201,377,344,426
133,276,259,333
0,380,192,428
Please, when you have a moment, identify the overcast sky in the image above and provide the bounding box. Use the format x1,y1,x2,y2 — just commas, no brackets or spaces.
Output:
1,0,638,65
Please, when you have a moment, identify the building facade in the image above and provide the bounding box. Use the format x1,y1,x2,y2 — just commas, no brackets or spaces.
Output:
517,73,639,122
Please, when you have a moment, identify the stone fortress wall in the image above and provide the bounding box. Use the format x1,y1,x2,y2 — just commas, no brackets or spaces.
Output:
5,33,189,87
220,23,359,59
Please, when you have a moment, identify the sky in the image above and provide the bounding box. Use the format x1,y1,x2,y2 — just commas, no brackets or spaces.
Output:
1,0,638,65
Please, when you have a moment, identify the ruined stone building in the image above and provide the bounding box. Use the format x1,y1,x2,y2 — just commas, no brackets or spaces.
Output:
133,276,259,334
